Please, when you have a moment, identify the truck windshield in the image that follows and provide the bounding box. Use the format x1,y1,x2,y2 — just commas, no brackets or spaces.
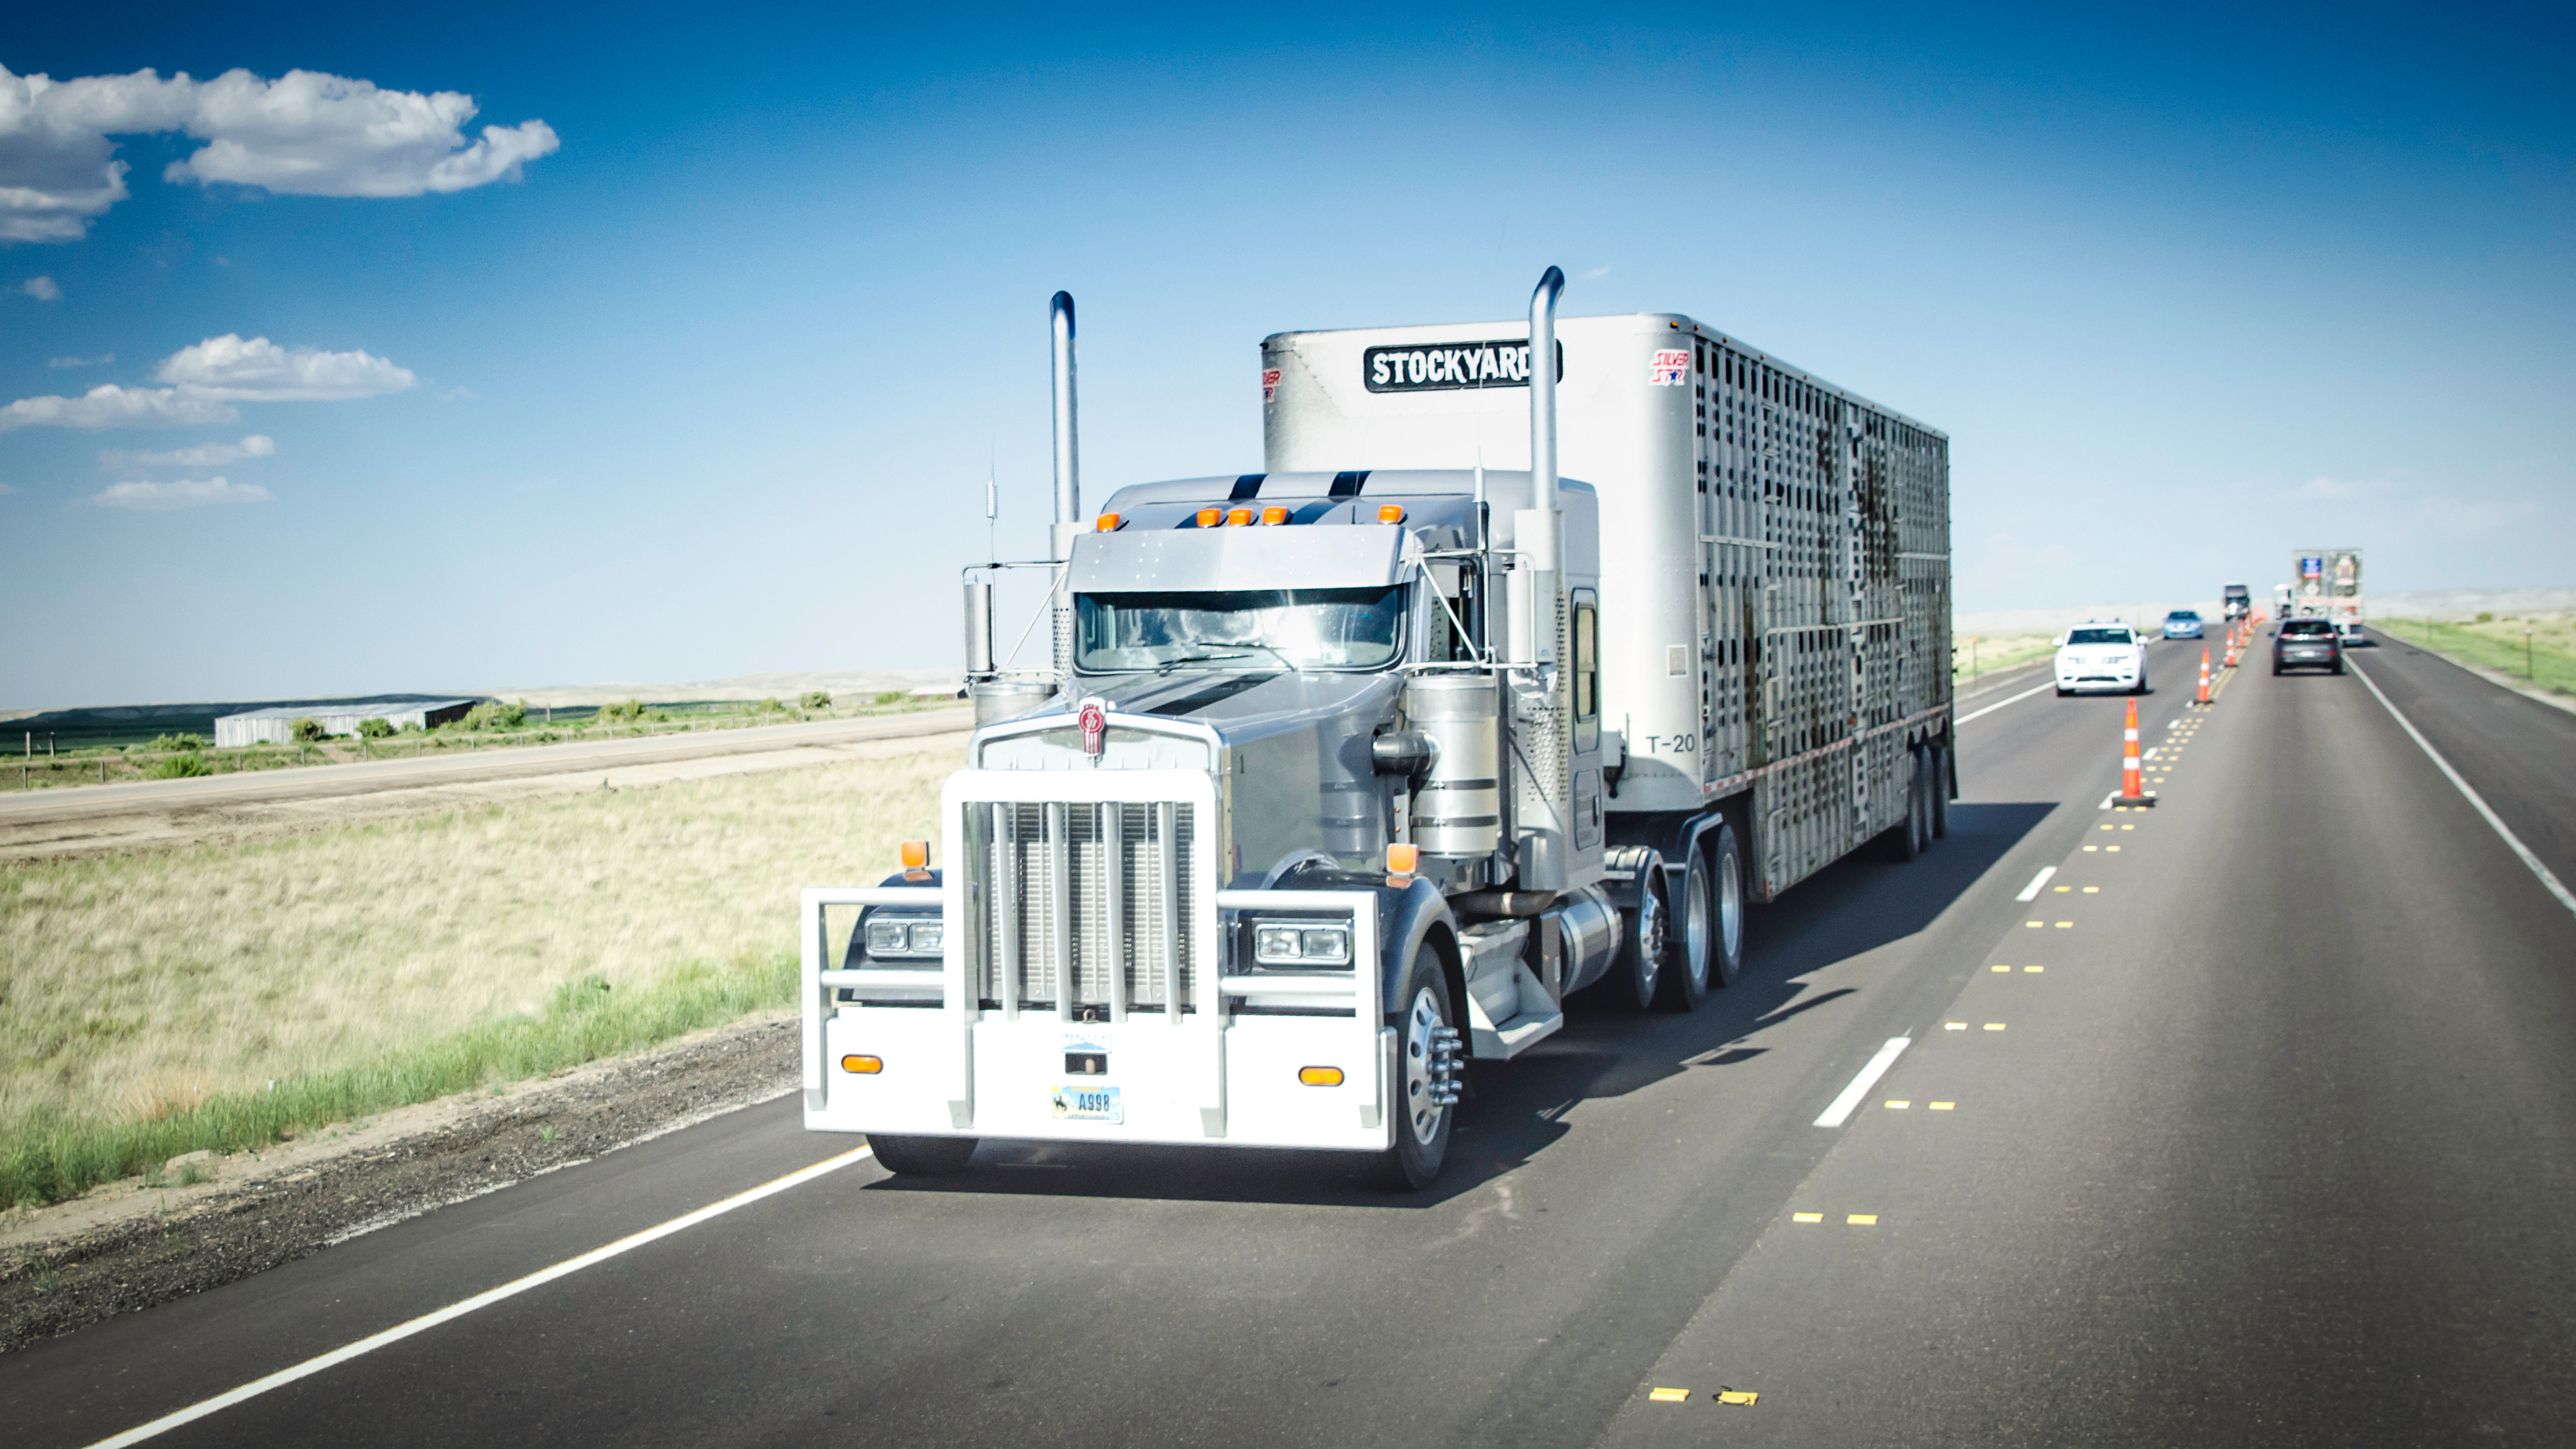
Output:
1077,587,1404,672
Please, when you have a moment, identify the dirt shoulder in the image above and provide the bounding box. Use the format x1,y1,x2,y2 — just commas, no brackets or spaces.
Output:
0,1009,802,1354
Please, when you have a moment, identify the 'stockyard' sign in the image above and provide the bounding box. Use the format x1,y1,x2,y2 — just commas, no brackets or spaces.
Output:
1363,339,1567,393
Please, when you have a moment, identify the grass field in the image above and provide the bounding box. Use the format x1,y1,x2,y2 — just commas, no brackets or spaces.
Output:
0,748,949,1208
2375,613,2576,697
1954,633,2057,687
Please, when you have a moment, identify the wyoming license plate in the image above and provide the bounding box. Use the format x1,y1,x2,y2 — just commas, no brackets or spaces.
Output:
1050,1084,1123,1123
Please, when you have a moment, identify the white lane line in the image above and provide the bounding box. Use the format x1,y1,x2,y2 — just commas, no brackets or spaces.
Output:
1955,681,2054,726
2015,866,2057,902
2098,790,2117,811
83,1145,878,1449
2143,746,2160,760
2351,660,2576,920
1815,1038,1912,1127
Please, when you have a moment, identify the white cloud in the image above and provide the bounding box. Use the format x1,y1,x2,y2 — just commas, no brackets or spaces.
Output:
0,63,559,242
2291,476,2367,500
21,275,61,300
47,352,113,368
0,384,238,433
103,433,276,468
155,334,414,401
1580,265,1614,280
85,476,272,511
0,482,17,494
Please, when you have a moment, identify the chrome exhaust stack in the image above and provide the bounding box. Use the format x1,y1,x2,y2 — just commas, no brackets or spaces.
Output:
1510,265,1570,891
1049,291,1081,683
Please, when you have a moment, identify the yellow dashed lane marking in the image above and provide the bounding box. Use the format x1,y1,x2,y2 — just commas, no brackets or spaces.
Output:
2082,886,2099,893
1930,1101,1955,1110
2107,845,2121,852
1847,1214,1878,1225
2055,921,2074,928
1992,964,2011,972
1717,1391,1760,1406
1649,1387,1690,1403
1984,1023,2007,1031
2025,921,2043,928
1945,1022,1967,1031
2053,885,2072,893
1886,1099,1910,1109
2023,965,2045,973
1792,1212,1823,1223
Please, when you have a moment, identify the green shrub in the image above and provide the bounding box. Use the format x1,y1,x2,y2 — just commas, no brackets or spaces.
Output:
755,697,786,714
289,717,326,743
357,717,395,739
799,690,832,710
148,754,213,779
2478,611,2495,623
873,690,907,706
596,698,648,724
460,700,529,731
147,732,208,752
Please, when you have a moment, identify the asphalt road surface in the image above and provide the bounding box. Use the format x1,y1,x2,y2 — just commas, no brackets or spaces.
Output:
9,638,2573,1447
0,707,974,826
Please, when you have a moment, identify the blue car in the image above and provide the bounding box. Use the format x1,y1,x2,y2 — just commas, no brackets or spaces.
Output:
2163,610,2205,640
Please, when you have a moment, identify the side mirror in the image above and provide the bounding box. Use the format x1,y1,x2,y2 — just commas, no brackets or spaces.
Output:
2051,634,2066,647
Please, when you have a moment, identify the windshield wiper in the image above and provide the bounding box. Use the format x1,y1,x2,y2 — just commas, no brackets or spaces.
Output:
1152,651,1254,673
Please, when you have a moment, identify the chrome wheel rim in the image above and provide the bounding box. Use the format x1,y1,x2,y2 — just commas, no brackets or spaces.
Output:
1403,985,1447,1146
1685,855,1715,991
1718,841,1743,966
1636,880,1666,1000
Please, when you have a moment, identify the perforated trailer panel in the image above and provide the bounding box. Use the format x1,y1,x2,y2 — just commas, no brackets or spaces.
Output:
1264,313,1949,902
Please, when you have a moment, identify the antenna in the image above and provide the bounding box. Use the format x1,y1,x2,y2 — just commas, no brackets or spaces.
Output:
985,445,998,564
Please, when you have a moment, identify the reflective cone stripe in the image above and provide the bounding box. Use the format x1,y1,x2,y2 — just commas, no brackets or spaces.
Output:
2120,698,2149,802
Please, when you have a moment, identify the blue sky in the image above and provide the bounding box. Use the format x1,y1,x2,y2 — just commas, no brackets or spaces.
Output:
3,3,2569,706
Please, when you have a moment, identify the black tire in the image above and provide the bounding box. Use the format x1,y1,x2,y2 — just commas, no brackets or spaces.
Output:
1371,948,1458,1191
1886,749,1926,862
2054,686,2070,697
1665,823,1743,1007
1598,867,1670,1012
2272,663,2282,676
866,1133,978,1176
1929,743,1951,839
2333,660,2346,675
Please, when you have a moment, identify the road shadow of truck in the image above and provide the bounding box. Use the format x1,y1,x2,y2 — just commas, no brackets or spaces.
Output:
865,798,2054,1209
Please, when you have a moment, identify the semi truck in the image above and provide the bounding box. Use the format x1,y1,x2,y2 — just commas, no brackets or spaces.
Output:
2291,548,2365,643
801,270,1954,1188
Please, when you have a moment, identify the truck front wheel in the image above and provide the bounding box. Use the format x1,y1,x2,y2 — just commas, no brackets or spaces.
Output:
1373,952,1459,1191
866,1134,979,1176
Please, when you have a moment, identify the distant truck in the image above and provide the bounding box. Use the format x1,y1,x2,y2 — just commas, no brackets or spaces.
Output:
2222,583,2252,621
800,272,1954,1188
2291,548,2365,643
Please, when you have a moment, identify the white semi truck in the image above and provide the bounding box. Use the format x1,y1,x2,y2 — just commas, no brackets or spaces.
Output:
802,270,1953,1188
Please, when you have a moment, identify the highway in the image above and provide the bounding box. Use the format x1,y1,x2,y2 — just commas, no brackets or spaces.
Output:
7,637,2573,1447
0,707,974,825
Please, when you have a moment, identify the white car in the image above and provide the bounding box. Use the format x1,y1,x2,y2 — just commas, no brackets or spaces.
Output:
2055,623,2148,696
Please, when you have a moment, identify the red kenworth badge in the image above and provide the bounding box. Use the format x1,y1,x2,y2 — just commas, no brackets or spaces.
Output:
1077,697,1107,756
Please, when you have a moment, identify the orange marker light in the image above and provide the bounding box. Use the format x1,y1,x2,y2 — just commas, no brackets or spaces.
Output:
1196,507,1222,527
899,839,930,870
1377,504,1406,523
1260,505,1289,525
841,1055,883,1074
1227,507,1254,527
1094,513,1121,531
1298,1066,1345,1087
1387,843,1420,875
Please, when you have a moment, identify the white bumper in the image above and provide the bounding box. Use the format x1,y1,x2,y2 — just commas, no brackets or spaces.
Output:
800,767,1396,1153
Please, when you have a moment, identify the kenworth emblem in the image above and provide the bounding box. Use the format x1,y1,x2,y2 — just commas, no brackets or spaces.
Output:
1077,697,1107,757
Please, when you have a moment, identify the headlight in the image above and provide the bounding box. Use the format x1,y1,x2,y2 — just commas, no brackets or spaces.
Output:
863,916,942,959
1252,922,1353,967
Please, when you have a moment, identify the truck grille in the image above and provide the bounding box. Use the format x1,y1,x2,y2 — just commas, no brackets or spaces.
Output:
963,800,1201,1017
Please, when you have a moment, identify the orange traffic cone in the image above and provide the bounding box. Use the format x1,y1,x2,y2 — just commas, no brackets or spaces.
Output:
2195,648,2212,706
2119,697,2156,806
2223,633,2239,671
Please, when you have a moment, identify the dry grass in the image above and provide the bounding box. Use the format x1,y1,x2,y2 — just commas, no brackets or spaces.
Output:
1,749,949,1201
1955,633,2057,687
2379,611,2576,696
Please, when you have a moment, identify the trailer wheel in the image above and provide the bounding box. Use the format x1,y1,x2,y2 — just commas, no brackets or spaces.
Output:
866,1134,979,1176
1930,744,1951,840
1372,951,1458,1191
1666,824,1743,1007
1885,751,1926,862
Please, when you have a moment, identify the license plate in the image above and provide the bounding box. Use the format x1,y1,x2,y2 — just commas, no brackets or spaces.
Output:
1050,1084,1123,1123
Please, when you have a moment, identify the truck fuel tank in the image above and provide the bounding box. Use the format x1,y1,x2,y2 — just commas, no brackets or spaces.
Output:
1402,674,1501,860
